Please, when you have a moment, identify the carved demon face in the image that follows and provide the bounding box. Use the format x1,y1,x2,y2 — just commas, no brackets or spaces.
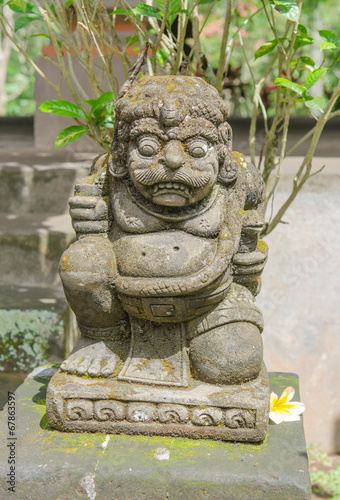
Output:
127,114,219,207
110,76,236,207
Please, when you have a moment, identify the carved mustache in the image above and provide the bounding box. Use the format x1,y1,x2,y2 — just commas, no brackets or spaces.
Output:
134,164,211,189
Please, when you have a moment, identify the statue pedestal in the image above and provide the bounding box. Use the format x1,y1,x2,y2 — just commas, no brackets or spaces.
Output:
46,364,269,442
0,367,311,499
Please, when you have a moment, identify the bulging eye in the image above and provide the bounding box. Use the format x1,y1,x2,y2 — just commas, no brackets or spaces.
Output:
187,139,209,158
138,136,160,157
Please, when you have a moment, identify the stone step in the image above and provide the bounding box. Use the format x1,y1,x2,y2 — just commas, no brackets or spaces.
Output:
0,151,91,214
0,212,73,286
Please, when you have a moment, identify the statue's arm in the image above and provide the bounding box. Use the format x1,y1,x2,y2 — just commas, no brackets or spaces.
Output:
68,153,110,239
232,163,268,295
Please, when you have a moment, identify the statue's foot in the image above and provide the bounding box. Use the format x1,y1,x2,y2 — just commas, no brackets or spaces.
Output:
189,322,263,385
60,338,125,377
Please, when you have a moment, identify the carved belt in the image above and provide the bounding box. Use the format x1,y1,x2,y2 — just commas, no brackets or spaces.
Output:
118,278,232,323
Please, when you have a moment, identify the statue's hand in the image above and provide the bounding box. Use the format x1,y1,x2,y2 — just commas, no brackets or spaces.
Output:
232,240,268,295
69,194,109,237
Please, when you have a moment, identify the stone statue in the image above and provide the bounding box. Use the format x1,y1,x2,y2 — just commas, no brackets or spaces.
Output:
47,76,270,441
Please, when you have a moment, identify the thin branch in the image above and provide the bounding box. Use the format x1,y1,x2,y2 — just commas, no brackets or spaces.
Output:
215,0,234,94
308,164,326,178
173,2,190,74
152,0,170,73
266,90,293,200
265,82,340,235
117,0,149,42
191,4,201,67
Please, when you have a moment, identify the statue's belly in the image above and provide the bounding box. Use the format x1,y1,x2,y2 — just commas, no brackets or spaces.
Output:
113,231,217,278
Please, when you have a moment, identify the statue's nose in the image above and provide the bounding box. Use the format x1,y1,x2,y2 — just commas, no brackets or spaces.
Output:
164,141,183,169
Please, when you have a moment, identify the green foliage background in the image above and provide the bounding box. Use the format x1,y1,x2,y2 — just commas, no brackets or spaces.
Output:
199,0,340,116
0,310,63,371
2,0,340,117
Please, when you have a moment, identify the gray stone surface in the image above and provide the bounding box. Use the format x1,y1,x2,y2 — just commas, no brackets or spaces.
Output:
0,369,311,499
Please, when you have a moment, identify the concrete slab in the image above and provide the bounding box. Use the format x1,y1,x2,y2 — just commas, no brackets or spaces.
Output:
0,367,311,499
0,153,90,215
0,213,74,286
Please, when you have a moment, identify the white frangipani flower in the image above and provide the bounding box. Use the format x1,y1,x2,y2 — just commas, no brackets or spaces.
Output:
269,386,305,424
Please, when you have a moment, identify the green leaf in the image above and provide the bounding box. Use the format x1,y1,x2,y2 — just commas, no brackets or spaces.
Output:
167,14,177,27
154,0,165,10
126,34,140,47
90,92,115,112
156,48,167,67
304,97,326,113
39,100,86,119
82,99,96,107
133,3,162,19
320,42,337,51
199,0,222,3
14,15,40,31
31,33,51,40
298,56,315,68
294,35,314,50
55,126,87,149
298,24,307,35
7,0,26,12
174,8,189,14
306,68,328,91
271,0,300,22
98,120,115,129
254,40,278,60
93,102,114,127
319,30,340,47
7,0,38,13
274,77,306,96
23,1,37,12
169,0,181,14
110,8,132,15
154,0,185,16
64,0,73,6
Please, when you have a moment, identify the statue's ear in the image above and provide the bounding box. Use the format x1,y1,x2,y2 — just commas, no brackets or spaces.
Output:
108,130,128,178
217,122,238,184
218,157,239,184
108,154,128,178
218,121,232,150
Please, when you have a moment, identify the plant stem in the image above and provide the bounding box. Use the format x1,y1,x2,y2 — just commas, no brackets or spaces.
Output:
215,0,233,94
264,83,340,235
152,0,170,73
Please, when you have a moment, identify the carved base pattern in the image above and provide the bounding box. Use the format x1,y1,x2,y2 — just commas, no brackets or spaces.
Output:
64,399,256,429
46,364,270,442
